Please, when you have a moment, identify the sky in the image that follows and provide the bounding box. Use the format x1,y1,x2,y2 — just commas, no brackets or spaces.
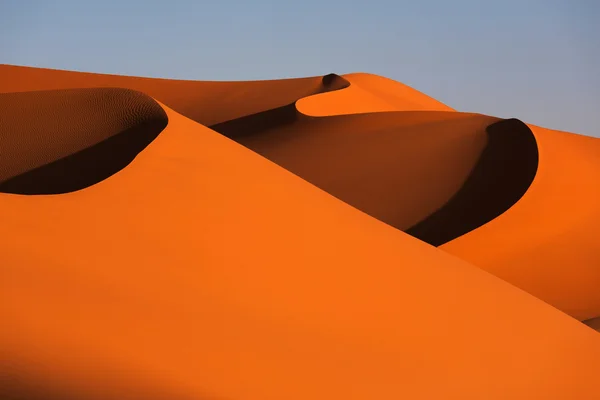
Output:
1,0,599,137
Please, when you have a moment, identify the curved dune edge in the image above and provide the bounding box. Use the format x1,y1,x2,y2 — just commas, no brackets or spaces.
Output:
0,64,349,126
209,74,350,139
296,72,455,116
0,88,168,194
406,118,538,245
1,103,600,399
442,125,600,321
212,109,538,246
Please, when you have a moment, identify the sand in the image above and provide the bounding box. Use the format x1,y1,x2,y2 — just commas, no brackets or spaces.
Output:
0,88,167,194
585,318,600,332
0,65,349,126
442,125,600,321
213,111,537,245
297,72,454,115
1,64,599,399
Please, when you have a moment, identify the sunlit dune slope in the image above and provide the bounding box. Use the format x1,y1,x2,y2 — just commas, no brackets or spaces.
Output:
212,110,537,246
443,125,600,321
0,88,167,194
0,65,349,125
2,105,599,399
296,72,454,115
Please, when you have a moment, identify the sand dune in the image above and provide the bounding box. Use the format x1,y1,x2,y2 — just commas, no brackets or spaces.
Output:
442,125,600,321
0,88,167,194
2,103,600,400
213,110,537,245
1,64,599,399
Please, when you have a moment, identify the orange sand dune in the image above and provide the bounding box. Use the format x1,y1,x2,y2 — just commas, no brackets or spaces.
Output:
2,103,600,400
0,88,167,194
442,125,600,321
212,110,537,245
297,72,454,116
0,64,349,126
200,64,599,322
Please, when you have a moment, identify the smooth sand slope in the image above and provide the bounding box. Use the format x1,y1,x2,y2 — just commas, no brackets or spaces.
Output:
2,103,600,400
0,88,167,194
442,125,600,321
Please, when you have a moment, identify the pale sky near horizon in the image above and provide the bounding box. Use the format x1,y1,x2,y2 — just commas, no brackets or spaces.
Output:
1,0,598,137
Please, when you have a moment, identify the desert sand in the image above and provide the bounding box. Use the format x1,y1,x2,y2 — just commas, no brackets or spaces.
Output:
1,64,599,399
585,317,600,332
0,88,167,194
442,124,600,321
296,72,454,115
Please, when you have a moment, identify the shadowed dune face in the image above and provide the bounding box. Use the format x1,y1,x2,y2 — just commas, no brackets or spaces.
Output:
0,64,348,126
407,119,539,245
442,125,600,321
0,88,168,194
212,110,538,245
210,74,349,140
0,359,203,400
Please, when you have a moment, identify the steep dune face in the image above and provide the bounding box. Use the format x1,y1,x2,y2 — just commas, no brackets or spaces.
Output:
1,104,599,400
406,118,539,245
442,125,600,321
0,64,348,126
296,72,454,116
213,110,537,245
0,88,168,194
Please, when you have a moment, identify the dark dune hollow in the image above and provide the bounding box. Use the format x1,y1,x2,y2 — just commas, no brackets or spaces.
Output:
406,118,539,246
210,73,350,139
0,88,168,195
211,103,300,140
321,73,347,87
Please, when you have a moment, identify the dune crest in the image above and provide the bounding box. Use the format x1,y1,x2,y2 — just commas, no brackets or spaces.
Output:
296,72,454,116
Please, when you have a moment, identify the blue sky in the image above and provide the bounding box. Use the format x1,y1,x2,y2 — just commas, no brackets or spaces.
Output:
1,0,598,136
